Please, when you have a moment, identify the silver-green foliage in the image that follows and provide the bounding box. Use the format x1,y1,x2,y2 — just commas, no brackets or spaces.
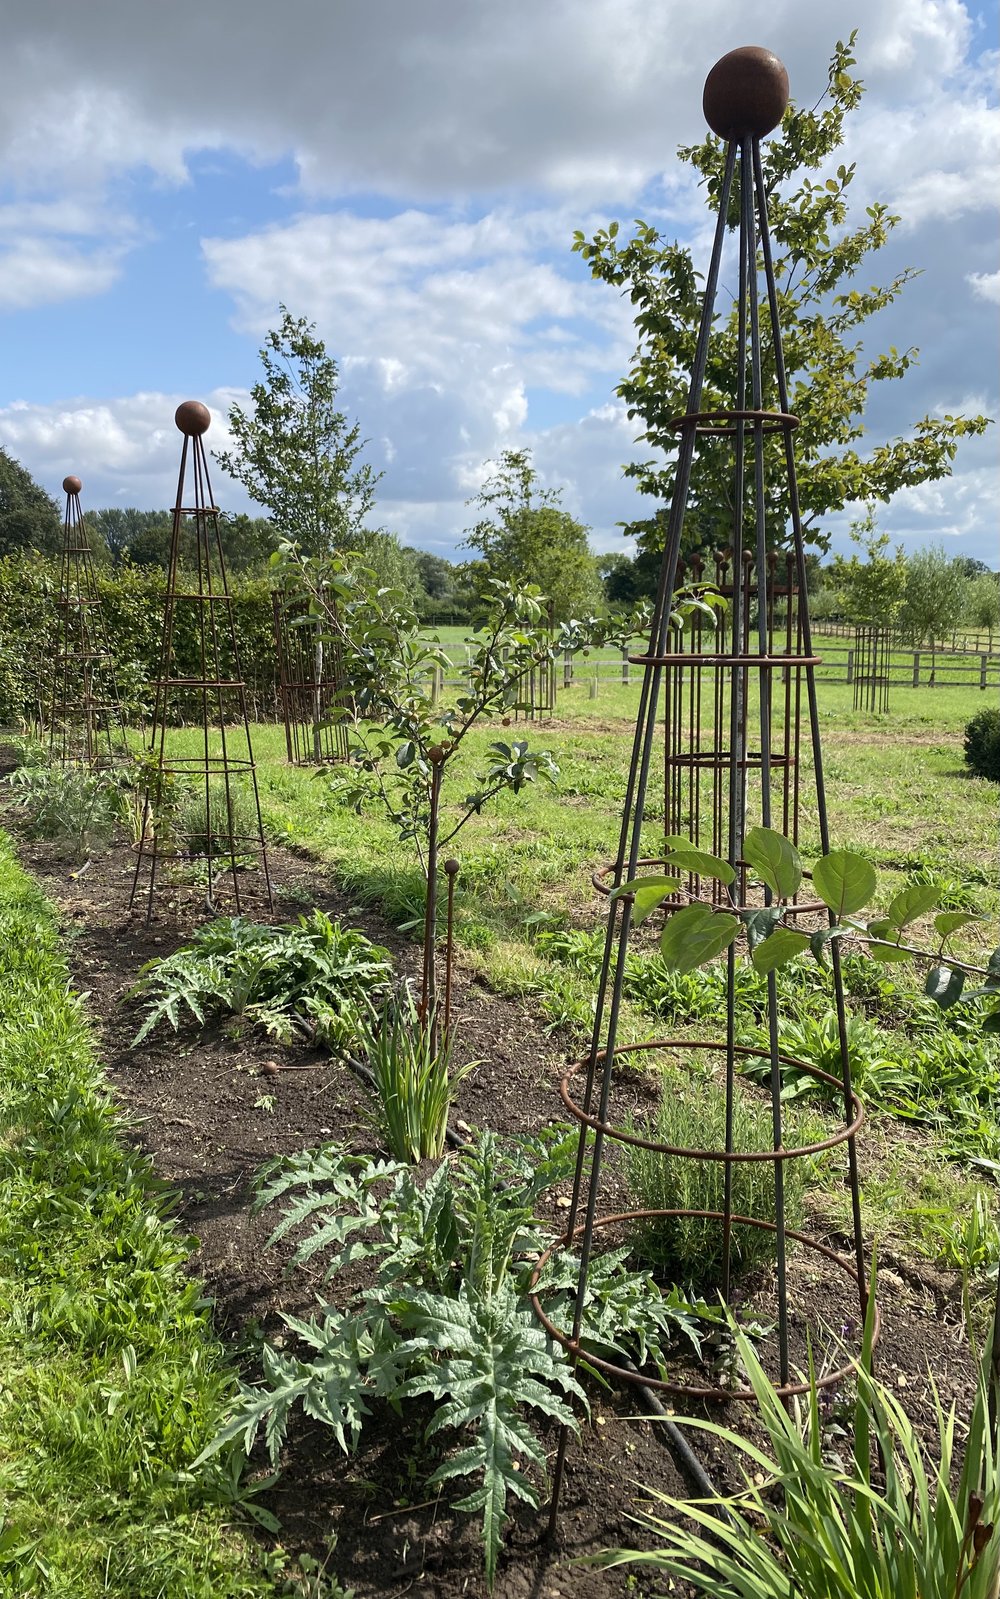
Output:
595,1305,1000,1599
7,762,134,855
198,1129,706,1586
131,909,392,1047
623,1070,810,1288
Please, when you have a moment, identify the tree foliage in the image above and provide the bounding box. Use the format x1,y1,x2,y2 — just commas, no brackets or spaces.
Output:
572,35,991,561
215,306,380,555
830,504,907,628
0,449,62,557
900,544,969,670
464,449,604,620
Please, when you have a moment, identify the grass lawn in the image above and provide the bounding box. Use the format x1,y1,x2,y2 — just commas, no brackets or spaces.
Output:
0,832,285,1599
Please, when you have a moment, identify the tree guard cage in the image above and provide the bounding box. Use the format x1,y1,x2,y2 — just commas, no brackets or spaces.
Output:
853,624,891,714
130,402,272,921
654,545,805,908
47,475,129,769
513,600,557,722
537,47,873,1526
272,587,350,765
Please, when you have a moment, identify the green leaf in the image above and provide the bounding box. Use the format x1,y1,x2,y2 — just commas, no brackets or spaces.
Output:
751,926,811,974
659,905,739,974
812,850,877,918
933,911,982,939
809,925,850,967
984,1009,1000,1035
610,874,679,924
884,882,941,931
924,965,966,1009
987,947,1000,989
869,942,913,964
743,827,802,899
662,841,736,887
739,905,783,954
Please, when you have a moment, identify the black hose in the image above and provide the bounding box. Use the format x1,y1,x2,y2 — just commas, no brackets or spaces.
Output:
617,1355,733,1523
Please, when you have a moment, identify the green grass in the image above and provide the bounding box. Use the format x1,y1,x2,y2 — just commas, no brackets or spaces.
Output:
0,829,284,1599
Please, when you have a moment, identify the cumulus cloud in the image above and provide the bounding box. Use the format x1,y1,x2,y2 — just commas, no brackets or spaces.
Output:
968,268,1000,304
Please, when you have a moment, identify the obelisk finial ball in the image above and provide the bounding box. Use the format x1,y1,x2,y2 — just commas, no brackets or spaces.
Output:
175,400,211,437
703,46,789,140
62,475,82,494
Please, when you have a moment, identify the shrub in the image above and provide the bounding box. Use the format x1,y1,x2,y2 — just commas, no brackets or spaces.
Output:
964,706,1000,782
623,1069,809,1288
6,762,134,856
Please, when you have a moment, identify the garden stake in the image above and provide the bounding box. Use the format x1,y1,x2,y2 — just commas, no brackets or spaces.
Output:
443,856,460,1035
46,475,129,771
130,402,273,921
539,47,872,1533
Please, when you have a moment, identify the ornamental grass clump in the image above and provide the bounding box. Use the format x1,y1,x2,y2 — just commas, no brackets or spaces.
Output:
361,990,474,1161
595,1297,1000,1599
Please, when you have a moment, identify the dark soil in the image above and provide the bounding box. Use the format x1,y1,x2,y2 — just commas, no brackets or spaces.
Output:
7,807,979,1599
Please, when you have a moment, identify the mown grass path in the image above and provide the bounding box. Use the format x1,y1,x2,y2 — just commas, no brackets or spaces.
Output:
0,829,280,1599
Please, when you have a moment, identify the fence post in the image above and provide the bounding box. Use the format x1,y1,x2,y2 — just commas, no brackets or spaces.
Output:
846,648,854,685
912,652,920,688
563,648,572,687
431,663,443,704
589,672,599,700
982,654,989,691
621,646,630,685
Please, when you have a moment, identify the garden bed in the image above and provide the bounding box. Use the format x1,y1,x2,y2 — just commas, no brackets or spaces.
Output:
6,803,982,1599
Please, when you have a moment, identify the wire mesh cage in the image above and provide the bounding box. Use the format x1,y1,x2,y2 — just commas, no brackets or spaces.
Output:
272,586,350,765
130,403,273,920
853,624,892,714
537,46,874,1524
46,476,129,769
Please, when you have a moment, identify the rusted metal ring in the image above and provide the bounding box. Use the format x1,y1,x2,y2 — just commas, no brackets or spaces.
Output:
666,408,798,437
590,857,826,920
627,652,820,667
529,1210,879,1401
559,1039,865,1159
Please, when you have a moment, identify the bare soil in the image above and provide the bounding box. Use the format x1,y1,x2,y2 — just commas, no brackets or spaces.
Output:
7,802,977,1599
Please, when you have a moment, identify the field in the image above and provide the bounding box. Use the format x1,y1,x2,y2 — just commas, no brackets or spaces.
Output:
1,662,998,1598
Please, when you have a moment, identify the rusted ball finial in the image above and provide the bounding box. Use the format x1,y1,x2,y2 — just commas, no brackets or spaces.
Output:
62,475,82,494
703,46,789,140
175,400,211,437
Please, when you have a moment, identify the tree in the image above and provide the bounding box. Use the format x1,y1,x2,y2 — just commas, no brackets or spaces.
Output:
0,449,62,556
464,450,604,620
900,544,969,683
572,36,991,563
830,505,907,628
215,306,380,555
353,529,422,600
966,572,1000,651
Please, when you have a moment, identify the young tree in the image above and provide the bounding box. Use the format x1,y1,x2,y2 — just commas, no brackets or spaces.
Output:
0,449,62,556
830,505,907,629
465,449,604,620
900,544,969,683
572,36,990,562
215,306,380,555
966,572,1000,651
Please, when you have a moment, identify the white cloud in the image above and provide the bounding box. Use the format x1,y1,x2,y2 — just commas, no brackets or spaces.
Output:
968,269,1000,304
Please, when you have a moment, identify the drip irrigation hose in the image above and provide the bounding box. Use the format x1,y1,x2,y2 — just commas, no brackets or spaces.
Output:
616,1355,732,1523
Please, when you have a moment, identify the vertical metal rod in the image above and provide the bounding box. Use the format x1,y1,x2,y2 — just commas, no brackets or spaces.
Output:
752,141,867,1328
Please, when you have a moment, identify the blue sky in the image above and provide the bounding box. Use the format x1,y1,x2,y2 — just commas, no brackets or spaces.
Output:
0,0,996,565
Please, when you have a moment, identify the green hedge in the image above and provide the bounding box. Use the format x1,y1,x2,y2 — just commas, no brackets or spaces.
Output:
0,556,281,727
